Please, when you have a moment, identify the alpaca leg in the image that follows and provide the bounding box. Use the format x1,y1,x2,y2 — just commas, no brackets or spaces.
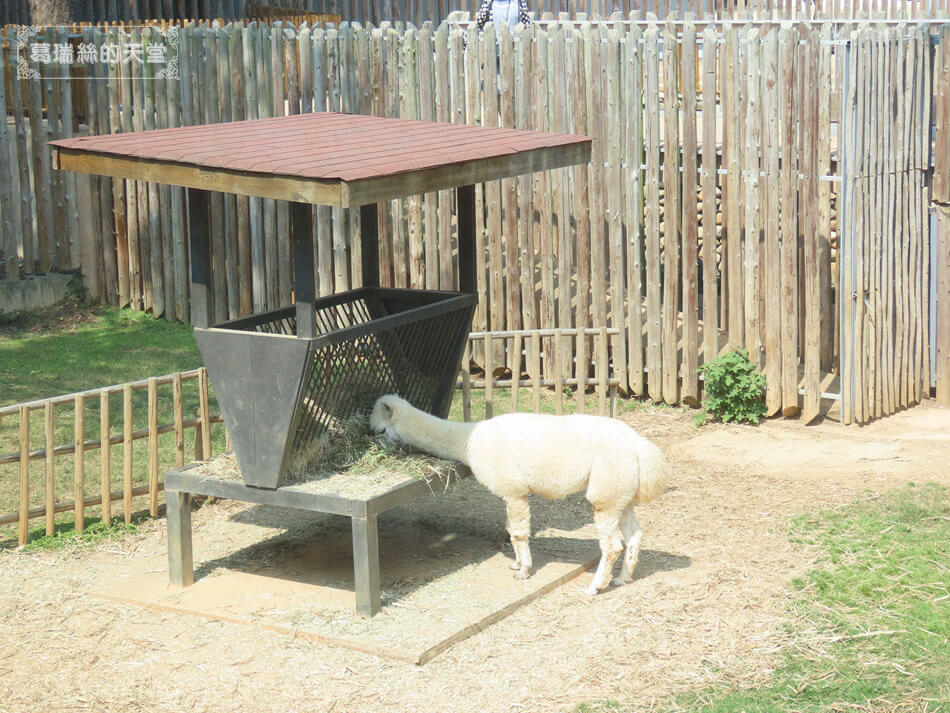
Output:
505,496,532,580
586,508,624,596
612,506,643,586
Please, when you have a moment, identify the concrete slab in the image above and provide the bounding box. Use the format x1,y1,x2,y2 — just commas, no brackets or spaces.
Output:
90,505,599,665
0,273,73,313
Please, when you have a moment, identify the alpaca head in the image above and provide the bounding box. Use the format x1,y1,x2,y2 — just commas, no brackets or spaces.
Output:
369,394,404,443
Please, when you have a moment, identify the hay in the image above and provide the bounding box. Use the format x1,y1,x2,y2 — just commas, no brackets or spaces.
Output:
189,417,462,501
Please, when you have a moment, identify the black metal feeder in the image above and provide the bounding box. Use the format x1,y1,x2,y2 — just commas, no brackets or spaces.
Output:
51,112,592,616
195,286,475,489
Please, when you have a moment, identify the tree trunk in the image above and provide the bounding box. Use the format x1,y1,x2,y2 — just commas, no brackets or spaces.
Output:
29,0,74,25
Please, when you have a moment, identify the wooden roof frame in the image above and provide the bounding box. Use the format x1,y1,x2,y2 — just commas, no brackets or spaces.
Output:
50,113,592,208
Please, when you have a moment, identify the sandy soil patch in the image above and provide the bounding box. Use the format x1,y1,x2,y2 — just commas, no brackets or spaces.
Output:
0,401,947,713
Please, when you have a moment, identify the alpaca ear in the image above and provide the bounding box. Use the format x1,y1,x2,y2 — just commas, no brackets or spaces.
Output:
381,402,393,419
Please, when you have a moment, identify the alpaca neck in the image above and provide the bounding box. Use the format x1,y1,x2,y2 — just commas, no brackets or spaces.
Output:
397,406,475,464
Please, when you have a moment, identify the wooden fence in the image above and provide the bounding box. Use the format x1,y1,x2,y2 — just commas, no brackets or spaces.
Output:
0,20,944,422
2,0,949,27
0,330,620,546
0,367,224,545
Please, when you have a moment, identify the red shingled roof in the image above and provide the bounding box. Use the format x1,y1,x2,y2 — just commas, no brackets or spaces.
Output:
50,112,591,183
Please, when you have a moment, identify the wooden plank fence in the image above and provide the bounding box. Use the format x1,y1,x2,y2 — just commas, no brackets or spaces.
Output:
2,0,948,29
0,19,944,423
0,367,223,545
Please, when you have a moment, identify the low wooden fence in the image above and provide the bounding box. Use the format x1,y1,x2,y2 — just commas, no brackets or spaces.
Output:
0,367,224,546
0,330,622,546
0,20,944,423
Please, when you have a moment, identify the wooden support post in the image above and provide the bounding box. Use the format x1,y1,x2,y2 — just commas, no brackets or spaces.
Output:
351,509,381,617
457,184,477,295
166,490,194,587
937,206,950,406
188,188,213,329
291,201,316,339
359,203,380,288
18,406,30,546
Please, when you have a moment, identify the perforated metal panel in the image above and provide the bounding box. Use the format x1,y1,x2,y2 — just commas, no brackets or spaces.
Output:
196,287,475,489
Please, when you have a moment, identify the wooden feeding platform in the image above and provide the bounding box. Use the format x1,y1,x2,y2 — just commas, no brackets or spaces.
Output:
50,112,591,617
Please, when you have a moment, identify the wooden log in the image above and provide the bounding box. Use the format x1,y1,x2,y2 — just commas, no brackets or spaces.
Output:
762,27,782,416
107,26,129,308
537,27,557,383
434,24,454,292
918,27,933,402
644,26,663,402
28,38,52,274
778,24,799,417
531,331,542,414
604,30,627,395
148,377,159,517
817,23,834,373
681,20,699,406
597,326,609,415
937,205,950,406
273,26,292,307
143,28,165,318
510,333,522,411
219,26,239,319
585,25,606,337
0,32,17,281
119,27,142,310
499,25,522,367
701,25,718,369
743,27,762,364
9,31,35,276
570,27,590,386
45,402,55,536
553,27,576,389
45,34,68,272
19,406,30,546
516,31,537,333
723,25,743,347
199,367,211,460
123,383,133,523
74,394,85,532
100,390,111,527
131,27,153,313
662,21,681,405
802,26,821,424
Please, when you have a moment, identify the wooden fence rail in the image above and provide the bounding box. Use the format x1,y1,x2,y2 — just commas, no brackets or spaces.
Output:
0,19,943,422
2,330,616,546
0,367,224,545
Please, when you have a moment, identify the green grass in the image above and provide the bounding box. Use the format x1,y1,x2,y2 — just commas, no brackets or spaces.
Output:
19,516,143,552
577,483,950,713
0,295,668,547
0,302,204,407
0,299,225,547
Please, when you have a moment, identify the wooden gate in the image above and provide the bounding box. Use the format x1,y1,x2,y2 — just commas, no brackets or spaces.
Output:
838,25,934,424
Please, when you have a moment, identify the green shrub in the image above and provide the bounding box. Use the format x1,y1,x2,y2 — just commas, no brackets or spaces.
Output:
695,348,766,426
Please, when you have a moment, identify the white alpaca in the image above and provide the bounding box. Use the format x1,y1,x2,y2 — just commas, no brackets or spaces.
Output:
370,394,668,595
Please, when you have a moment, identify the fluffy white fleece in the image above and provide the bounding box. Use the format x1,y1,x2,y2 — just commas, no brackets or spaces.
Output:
370,394,668,595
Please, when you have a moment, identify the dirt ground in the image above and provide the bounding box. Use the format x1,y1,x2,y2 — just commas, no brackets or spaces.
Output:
1,400,949,713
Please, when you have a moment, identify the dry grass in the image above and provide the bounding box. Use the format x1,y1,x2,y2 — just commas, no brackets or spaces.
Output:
0,402,948,713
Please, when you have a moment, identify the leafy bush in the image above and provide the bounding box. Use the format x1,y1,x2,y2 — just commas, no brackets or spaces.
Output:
695,348,766,426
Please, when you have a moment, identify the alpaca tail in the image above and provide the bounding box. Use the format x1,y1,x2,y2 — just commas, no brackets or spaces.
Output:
633,438,668,504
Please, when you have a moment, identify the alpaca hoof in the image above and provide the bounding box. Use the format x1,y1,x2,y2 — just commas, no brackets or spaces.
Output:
584,584,601,597
509,561,522,571
610,575,628,587
514,568,531,580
